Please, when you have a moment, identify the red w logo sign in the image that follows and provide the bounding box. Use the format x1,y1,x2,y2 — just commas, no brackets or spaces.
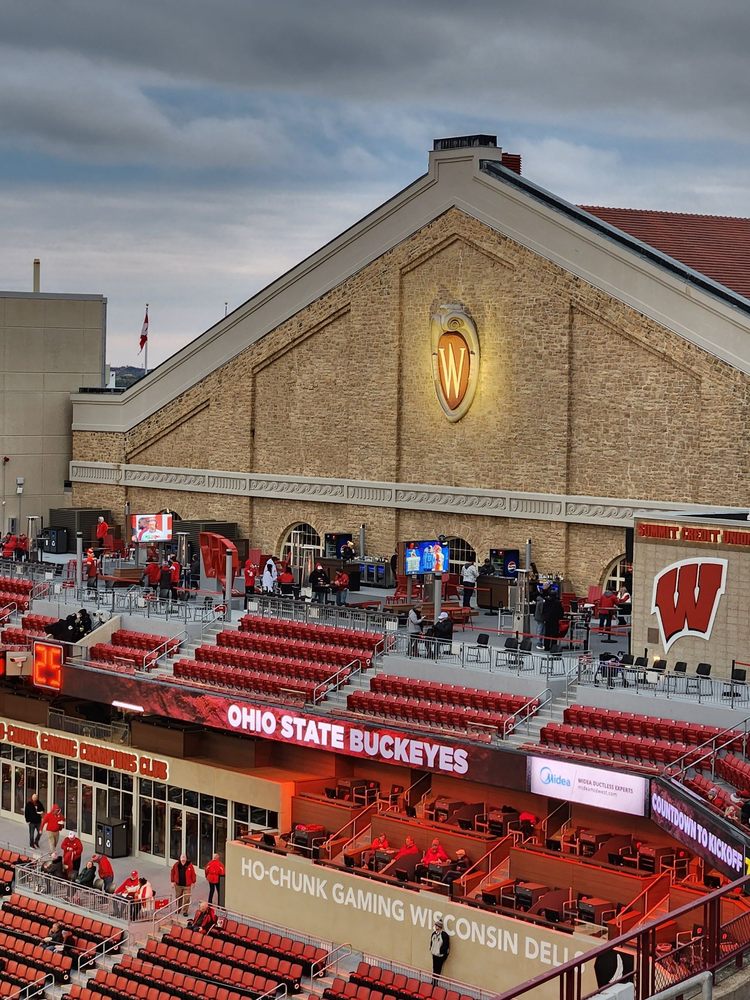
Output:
651,558,727,653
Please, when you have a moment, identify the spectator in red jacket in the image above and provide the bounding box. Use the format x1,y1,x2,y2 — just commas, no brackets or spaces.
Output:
16,534,28,562
171,854,197,914
92,854,114,892
84,549,98,586
598,587,619,641
1,534,17,559
392,835,419,861
115,870,140,897
95,516,109,543
421,839,449,865
168,556,181,598
188,900,217,932
204,853,225,905
142,559,161,592
60,830,83,878
41,804,65,850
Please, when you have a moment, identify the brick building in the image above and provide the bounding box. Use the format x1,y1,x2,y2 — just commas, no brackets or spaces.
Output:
70,136,750,592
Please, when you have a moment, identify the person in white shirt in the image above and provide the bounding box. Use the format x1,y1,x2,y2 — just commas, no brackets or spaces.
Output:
460,559,479,608
429,918,450,982
261,558,278,594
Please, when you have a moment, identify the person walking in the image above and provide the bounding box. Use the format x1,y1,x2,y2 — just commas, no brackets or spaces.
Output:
24,792,44,848
171,853,197,915
332,568,350,607
41,803,65,851
541,588,564,652
460,559,479,608
204,852,225,905
429,918,450,983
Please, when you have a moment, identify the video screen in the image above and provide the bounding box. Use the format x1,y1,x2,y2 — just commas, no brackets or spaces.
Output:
131,513,173,543
404,540,450,576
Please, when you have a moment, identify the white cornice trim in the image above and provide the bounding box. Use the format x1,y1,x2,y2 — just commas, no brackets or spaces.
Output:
69,461,743,528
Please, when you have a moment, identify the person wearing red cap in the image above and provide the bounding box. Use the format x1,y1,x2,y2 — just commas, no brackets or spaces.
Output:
84,549,98,588
60,830,83,879
92,854,114,893
40,804,65,851
115,869,140,918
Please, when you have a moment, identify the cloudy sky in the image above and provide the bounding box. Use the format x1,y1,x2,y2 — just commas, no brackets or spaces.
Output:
2,0,749,366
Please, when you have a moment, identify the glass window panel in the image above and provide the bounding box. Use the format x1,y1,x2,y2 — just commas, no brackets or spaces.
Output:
199,794,214,814
65,778,78,830
214,817,227,862
1,764,11,811
25,770,37,797
108,771,121,789
12,747,24,762
139,798,153,855
233,803,249,824
250,806,267,826
27,752,38,769
81,784,93,836
152,801,166,857
53,775,66,811
13,767,26,815
53,757,65,774
66,760,79,778
199,813,213,870
122,775,133,794
38,771,49,810
0,745,10,758
108,790,121,819
267,810,278,829
93,767,107,785
140,780,153,799
122,793,133,823
168,786,182,804
38,754,48,770
169,807,183,860
185,811,199,866
214,798,227,818
80,764,92,781
153,783,166,801
183,790,198,809
95,788,108,827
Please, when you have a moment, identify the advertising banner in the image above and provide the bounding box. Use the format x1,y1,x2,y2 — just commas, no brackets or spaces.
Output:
61,665,528,787
528,756,649,816
650,778,748,879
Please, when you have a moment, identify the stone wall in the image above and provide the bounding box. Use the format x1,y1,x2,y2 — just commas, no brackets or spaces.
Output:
72,207,750,589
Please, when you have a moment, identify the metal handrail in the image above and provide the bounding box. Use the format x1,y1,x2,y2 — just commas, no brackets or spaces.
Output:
668,716,750,780
313,657,362,705
310,942,353,978
611,871,671,935
321,800,378,860
502,687,551,737
456,829,522,895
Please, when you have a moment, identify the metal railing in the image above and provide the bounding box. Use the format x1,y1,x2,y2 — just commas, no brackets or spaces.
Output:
577,657,750,707
321,800,380,861
496,875,750,1000
247,593,398,634
502,687,552,737
313,658,362,705
14,860,134,922
47,708,130,745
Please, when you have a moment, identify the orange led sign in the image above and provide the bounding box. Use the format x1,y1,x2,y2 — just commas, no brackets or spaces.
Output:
32,641,63,692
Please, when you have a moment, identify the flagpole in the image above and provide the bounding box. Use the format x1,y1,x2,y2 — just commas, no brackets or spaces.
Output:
144,303,149,373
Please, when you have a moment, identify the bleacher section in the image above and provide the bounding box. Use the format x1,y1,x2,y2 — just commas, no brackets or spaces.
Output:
0,576,33,612
89,629,183,670
534,705,745,769
3,892,125,955
326,963,476,1000
347,680,539,739
0,847,31,895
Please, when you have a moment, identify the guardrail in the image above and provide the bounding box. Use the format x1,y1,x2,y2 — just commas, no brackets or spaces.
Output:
495,874,750,1000
47,708,130,745
247,593,399,634
502,687,552,738
313,657,362,706
13,860,135,922
578,657,750,707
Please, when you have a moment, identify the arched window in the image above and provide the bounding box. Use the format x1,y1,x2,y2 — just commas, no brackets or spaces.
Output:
602,554,628,592
280,522,322,567
447,537,476,575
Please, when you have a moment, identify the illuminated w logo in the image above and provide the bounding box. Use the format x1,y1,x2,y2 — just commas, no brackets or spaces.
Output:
438,343,467,401
651,558,727,653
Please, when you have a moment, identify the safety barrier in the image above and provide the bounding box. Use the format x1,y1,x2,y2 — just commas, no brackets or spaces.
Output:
47,708,130,745
495,875,750,1000
577,657,750,707
13,860,134,922
247,593,399,634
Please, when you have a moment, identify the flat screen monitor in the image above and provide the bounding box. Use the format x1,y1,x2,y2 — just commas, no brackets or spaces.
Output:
261,833,276,848
131,513,173,543
404,540,450,576
608,852,624,867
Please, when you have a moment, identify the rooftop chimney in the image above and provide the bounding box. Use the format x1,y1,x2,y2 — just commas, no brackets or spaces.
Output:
431,135,522,174
32,259,40,293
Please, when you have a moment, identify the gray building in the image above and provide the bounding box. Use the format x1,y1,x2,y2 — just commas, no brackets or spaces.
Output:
0,274,105,533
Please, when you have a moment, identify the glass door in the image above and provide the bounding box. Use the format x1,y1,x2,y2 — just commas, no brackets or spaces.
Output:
168,805,199,863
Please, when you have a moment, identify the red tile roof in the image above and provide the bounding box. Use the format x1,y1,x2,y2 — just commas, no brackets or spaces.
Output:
580,206,750,301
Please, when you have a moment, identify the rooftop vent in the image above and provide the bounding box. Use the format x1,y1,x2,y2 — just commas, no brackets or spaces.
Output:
433,134,497,151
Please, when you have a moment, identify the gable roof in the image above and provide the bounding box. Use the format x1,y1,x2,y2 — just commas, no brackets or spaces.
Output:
581,206,750,301
72,143,750,433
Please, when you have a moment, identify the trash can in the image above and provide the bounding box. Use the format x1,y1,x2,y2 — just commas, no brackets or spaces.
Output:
95,817,130,858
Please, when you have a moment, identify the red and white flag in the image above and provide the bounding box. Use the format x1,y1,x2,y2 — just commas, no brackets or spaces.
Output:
139,307,149,352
